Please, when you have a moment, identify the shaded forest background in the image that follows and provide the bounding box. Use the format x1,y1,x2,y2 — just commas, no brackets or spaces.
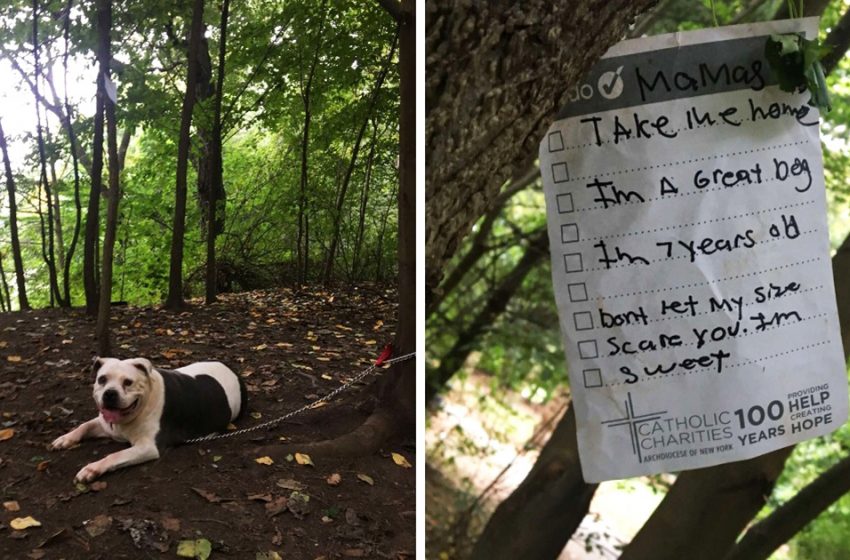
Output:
0,0,401,316
427,0,850,559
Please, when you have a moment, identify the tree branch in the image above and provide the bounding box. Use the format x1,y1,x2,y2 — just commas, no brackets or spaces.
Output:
822,5,850,76
375,0,402,22
724,453,850,560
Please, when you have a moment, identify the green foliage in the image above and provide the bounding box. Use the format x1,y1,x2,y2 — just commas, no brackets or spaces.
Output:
0,0,400,309
765,33,831,111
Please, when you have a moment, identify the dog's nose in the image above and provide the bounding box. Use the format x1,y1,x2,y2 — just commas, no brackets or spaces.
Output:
103,389,119,408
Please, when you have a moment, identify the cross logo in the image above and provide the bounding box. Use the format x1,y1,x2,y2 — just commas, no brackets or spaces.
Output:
601,392,668,463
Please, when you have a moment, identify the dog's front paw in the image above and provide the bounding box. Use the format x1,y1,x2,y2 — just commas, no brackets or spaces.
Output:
75,462,103,483
50,433,79,450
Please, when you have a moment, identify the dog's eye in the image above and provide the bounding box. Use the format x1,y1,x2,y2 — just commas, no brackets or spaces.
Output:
123,379,133,388
97,376,106,385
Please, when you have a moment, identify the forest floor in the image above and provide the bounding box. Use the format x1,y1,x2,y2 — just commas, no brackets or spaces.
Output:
0,286,414,560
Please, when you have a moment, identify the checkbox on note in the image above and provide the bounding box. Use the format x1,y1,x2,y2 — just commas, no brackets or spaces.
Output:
556,193,574,213
574,311,593,331
548,131,565,152
552,162,569,183
578,340,598,359
561,223,579,243
583,369,603,388
568,283,588,302
563,253,583,273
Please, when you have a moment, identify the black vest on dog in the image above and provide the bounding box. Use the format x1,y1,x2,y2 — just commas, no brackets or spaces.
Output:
154,368,234,448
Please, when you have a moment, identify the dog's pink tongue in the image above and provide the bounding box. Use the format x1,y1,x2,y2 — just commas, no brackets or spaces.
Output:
100,408,121,423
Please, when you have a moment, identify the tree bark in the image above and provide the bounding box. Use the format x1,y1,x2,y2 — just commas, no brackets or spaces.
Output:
427,226,548,402
323,33,398,285
470,407,597,560
165,0,205,310
426,0,656,298
0,118,29,310
206,0,230,305
94,0,120,356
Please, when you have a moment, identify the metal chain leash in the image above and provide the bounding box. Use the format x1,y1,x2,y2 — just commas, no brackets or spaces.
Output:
183,351,416,444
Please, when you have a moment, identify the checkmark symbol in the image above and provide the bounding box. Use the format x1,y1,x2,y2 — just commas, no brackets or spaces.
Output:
598,66,625,99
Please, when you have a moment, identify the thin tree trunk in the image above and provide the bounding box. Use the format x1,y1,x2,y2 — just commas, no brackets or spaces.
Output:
94,0,120,356
84,81,105,315
352,117,379,280
296,0,328,284
0,254,9,312
206,0,230,305
36,177,53,307
59,0,82,308
165,0,205,310
49,161,66,280
323,34,397,284
32,0,61,307
374,181,396,282
0,119,28,310
427,226,548,402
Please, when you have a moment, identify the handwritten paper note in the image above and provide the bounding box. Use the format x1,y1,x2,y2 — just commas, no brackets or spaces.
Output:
540,18,848,482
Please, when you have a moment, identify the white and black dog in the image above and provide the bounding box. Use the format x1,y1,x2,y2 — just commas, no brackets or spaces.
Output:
51,357,247,482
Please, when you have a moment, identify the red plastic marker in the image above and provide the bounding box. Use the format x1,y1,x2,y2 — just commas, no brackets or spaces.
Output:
375,344,393,366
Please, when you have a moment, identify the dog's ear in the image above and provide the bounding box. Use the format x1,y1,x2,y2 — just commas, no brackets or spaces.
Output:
128,358,152,376
91,356,104,376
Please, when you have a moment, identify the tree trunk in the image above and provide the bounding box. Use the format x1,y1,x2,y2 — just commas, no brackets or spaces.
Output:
426,0,656,298
61,0,82,309
32,0,62,307
94,0,121,356
470,407,597,560
374,181,396,282
0,119,29,310
49,162,66,286
297,0,328,284
165,0,206,310
427,227,548,402
84,81,105,315
323,34,398,285
206,0,230,305
0,254,10,312
352,117,379,280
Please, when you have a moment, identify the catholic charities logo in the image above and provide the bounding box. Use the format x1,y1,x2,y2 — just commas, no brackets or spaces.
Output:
602,393,735,463
601,392,668,464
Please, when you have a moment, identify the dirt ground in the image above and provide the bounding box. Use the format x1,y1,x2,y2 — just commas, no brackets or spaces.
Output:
0,286,414,559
